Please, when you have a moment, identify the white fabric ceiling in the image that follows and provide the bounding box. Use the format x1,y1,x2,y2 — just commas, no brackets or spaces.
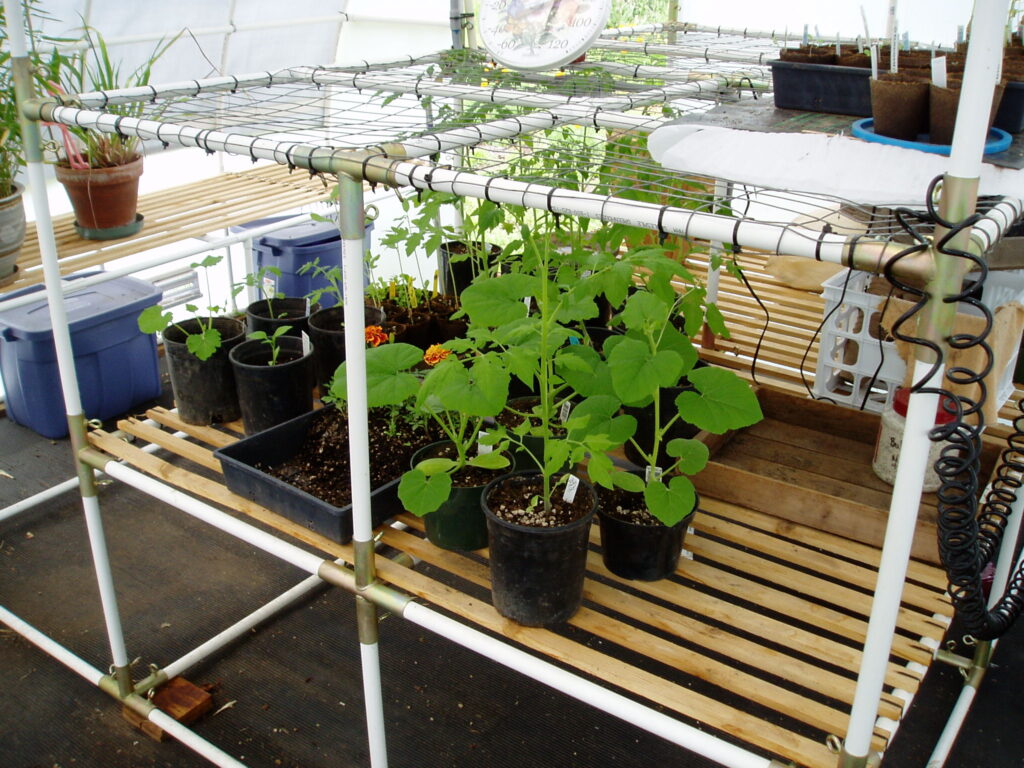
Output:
34,0,452,85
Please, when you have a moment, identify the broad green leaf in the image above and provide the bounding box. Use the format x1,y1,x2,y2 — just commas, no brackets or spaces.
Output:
555,345,613,397
398,469,452,517
543,441,571,476
705,302,731,339
462,355,511,417
338,342,422,406
666,438,710,475
586,450,614,488
678,289,705,337
674,367,763,434
459,273,535,326
137,305,172,334
467,452,511,469
619,291,670,334
415,457,458,476
568,395,636,448
186,328,222,361
608,338,684,405
656,324,699,373
643,475,696,527
190,254,222,269
612,471,645,493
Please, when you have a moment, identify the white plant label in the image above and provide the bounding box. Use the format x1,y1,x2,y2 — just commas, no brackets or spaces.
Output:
262,275,276,300
679,548,694,560
301,330,312,357
645,466,664,483
559,401,572,423
477,431,493,455
562,474,580,503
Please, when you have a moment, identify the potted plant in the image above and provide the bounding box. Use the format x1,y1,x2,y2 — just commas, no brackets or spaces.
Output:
229,325,316,435
0,1,65,281
349,341,514,551
238,264,316,339
593,247,763,581
137,254,246,425
456,212,636,626
54,26,179,239
301,257,385,387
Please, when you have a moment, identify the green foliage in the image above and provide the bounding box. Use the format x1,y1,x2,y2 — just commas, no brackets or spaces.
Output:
59,25,181,168
246,325,293,366
136,254,229,361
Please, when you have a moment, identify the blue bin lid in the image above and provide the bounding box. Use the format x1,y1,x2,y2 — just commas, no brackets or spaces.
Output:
0,276,162,342
256,219,341,249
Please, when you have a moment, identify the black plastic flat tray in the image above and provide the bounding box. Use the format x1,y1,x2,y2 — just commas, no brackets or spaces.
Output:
769,59,874,116
214,409,402,543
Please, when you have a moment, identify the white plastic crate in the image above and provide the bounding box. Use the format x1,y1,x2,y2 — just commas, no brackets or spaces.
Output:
813,269,1024,413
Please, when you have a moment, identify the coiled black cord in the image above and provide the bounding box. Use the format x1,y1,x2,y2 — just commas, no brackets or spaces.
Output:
883,176,1024,641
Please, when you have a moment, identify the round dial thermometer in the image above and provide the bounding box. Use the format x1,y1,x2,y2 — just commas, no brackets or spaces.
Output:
478,0,613,72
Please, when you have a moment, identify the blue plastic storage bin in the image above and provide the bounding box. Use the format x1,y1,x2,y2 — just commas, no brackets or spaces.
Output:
0,276,163,438
248,218,373,308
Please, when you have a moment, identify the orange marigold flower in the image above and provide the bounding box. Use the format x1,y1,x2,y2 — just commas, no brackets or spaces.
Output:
365,325,388,347
423,344,451,366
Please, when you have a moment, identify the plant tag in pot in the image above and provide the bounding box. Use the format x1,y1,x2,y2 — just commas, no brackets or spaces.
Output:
931,56,947,88
301,330,312,356
477,431,492,455
559,401,573,423
680,549,693,560
262,274,276,300
645,466,664,483
562,474,580,503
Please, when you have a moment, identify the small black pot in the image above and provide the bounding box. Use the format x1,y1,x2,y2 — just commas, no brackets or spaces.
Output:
482,470,596,627
598,480,697,581
229,336,316,434
307,304,386,387
163,317,246,425
246,297,316,338
410,441,491,551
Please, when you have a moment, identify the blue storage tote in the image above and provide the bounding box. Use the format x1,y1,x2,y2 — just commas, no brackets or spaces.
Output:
0,276,163,438
251,218,373,307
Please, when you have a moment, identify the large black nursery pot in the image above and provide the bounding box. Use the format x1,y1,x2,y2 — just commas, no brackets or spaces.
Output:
411,441,493,551
229,335,316,434
307,304,386,386
245,297,315,338
482,470,596,627
598,476,697,581
439,241,502,296
163,316,245,425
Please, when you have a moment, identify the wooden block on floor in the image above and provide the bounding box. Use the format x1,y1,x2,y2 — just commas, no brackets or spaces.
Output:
121,676,213,741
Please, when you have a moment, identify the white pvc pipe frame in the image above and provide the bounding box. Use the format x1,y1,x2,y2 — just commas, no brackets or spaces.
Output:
844,0,1011,760
89,459,774,768
9,9,1019,767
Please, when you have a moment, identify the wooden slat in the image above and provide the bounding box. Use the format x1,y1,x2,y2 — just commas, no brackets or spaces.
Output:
144,407,238,449
117,418,222,472
11,164,330,292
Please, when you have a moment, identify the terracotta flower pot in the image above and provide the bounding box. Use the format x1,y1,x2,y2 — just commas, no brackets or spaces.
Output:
54,156,143,236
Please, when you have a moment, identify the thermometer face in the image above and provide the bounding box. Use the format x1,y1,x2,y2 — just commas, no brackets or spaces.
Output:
477,0,613,71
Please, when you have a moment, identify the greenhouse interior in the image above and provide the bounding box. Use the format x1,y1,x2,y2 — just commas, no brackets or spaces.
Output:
2,0,1024,766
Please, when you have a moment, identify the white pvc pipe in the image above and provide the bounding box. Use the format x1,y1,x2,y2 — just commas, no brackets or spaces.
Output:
403,602,771,768
146,710,247,768
0,477,80,523
360,640,389,767
101,462,325,575
0,604,105,685
845,361,944,758
948,0,1011,180
926,683,980,768
162,571,329,679
81,494,130,671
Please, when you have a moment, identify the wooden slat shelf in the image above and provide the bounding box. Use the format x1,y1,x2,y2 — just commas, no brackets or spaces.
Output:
9,163,331,292
84,392,957,768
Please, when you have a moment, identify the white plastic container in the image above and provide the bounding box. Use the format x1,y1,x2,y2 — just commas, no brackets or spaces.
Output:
813,269,1024,413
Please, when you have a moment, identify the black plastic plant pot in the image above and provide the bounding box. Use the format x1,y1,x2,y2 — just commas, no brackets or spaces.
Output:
597,480,698,581
213,409,403,543
307,304,386,386
163,317,245,425
229,336,316,435
439,241,502,296
245,297,315,338
411,442,491,551
481,470,596,627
